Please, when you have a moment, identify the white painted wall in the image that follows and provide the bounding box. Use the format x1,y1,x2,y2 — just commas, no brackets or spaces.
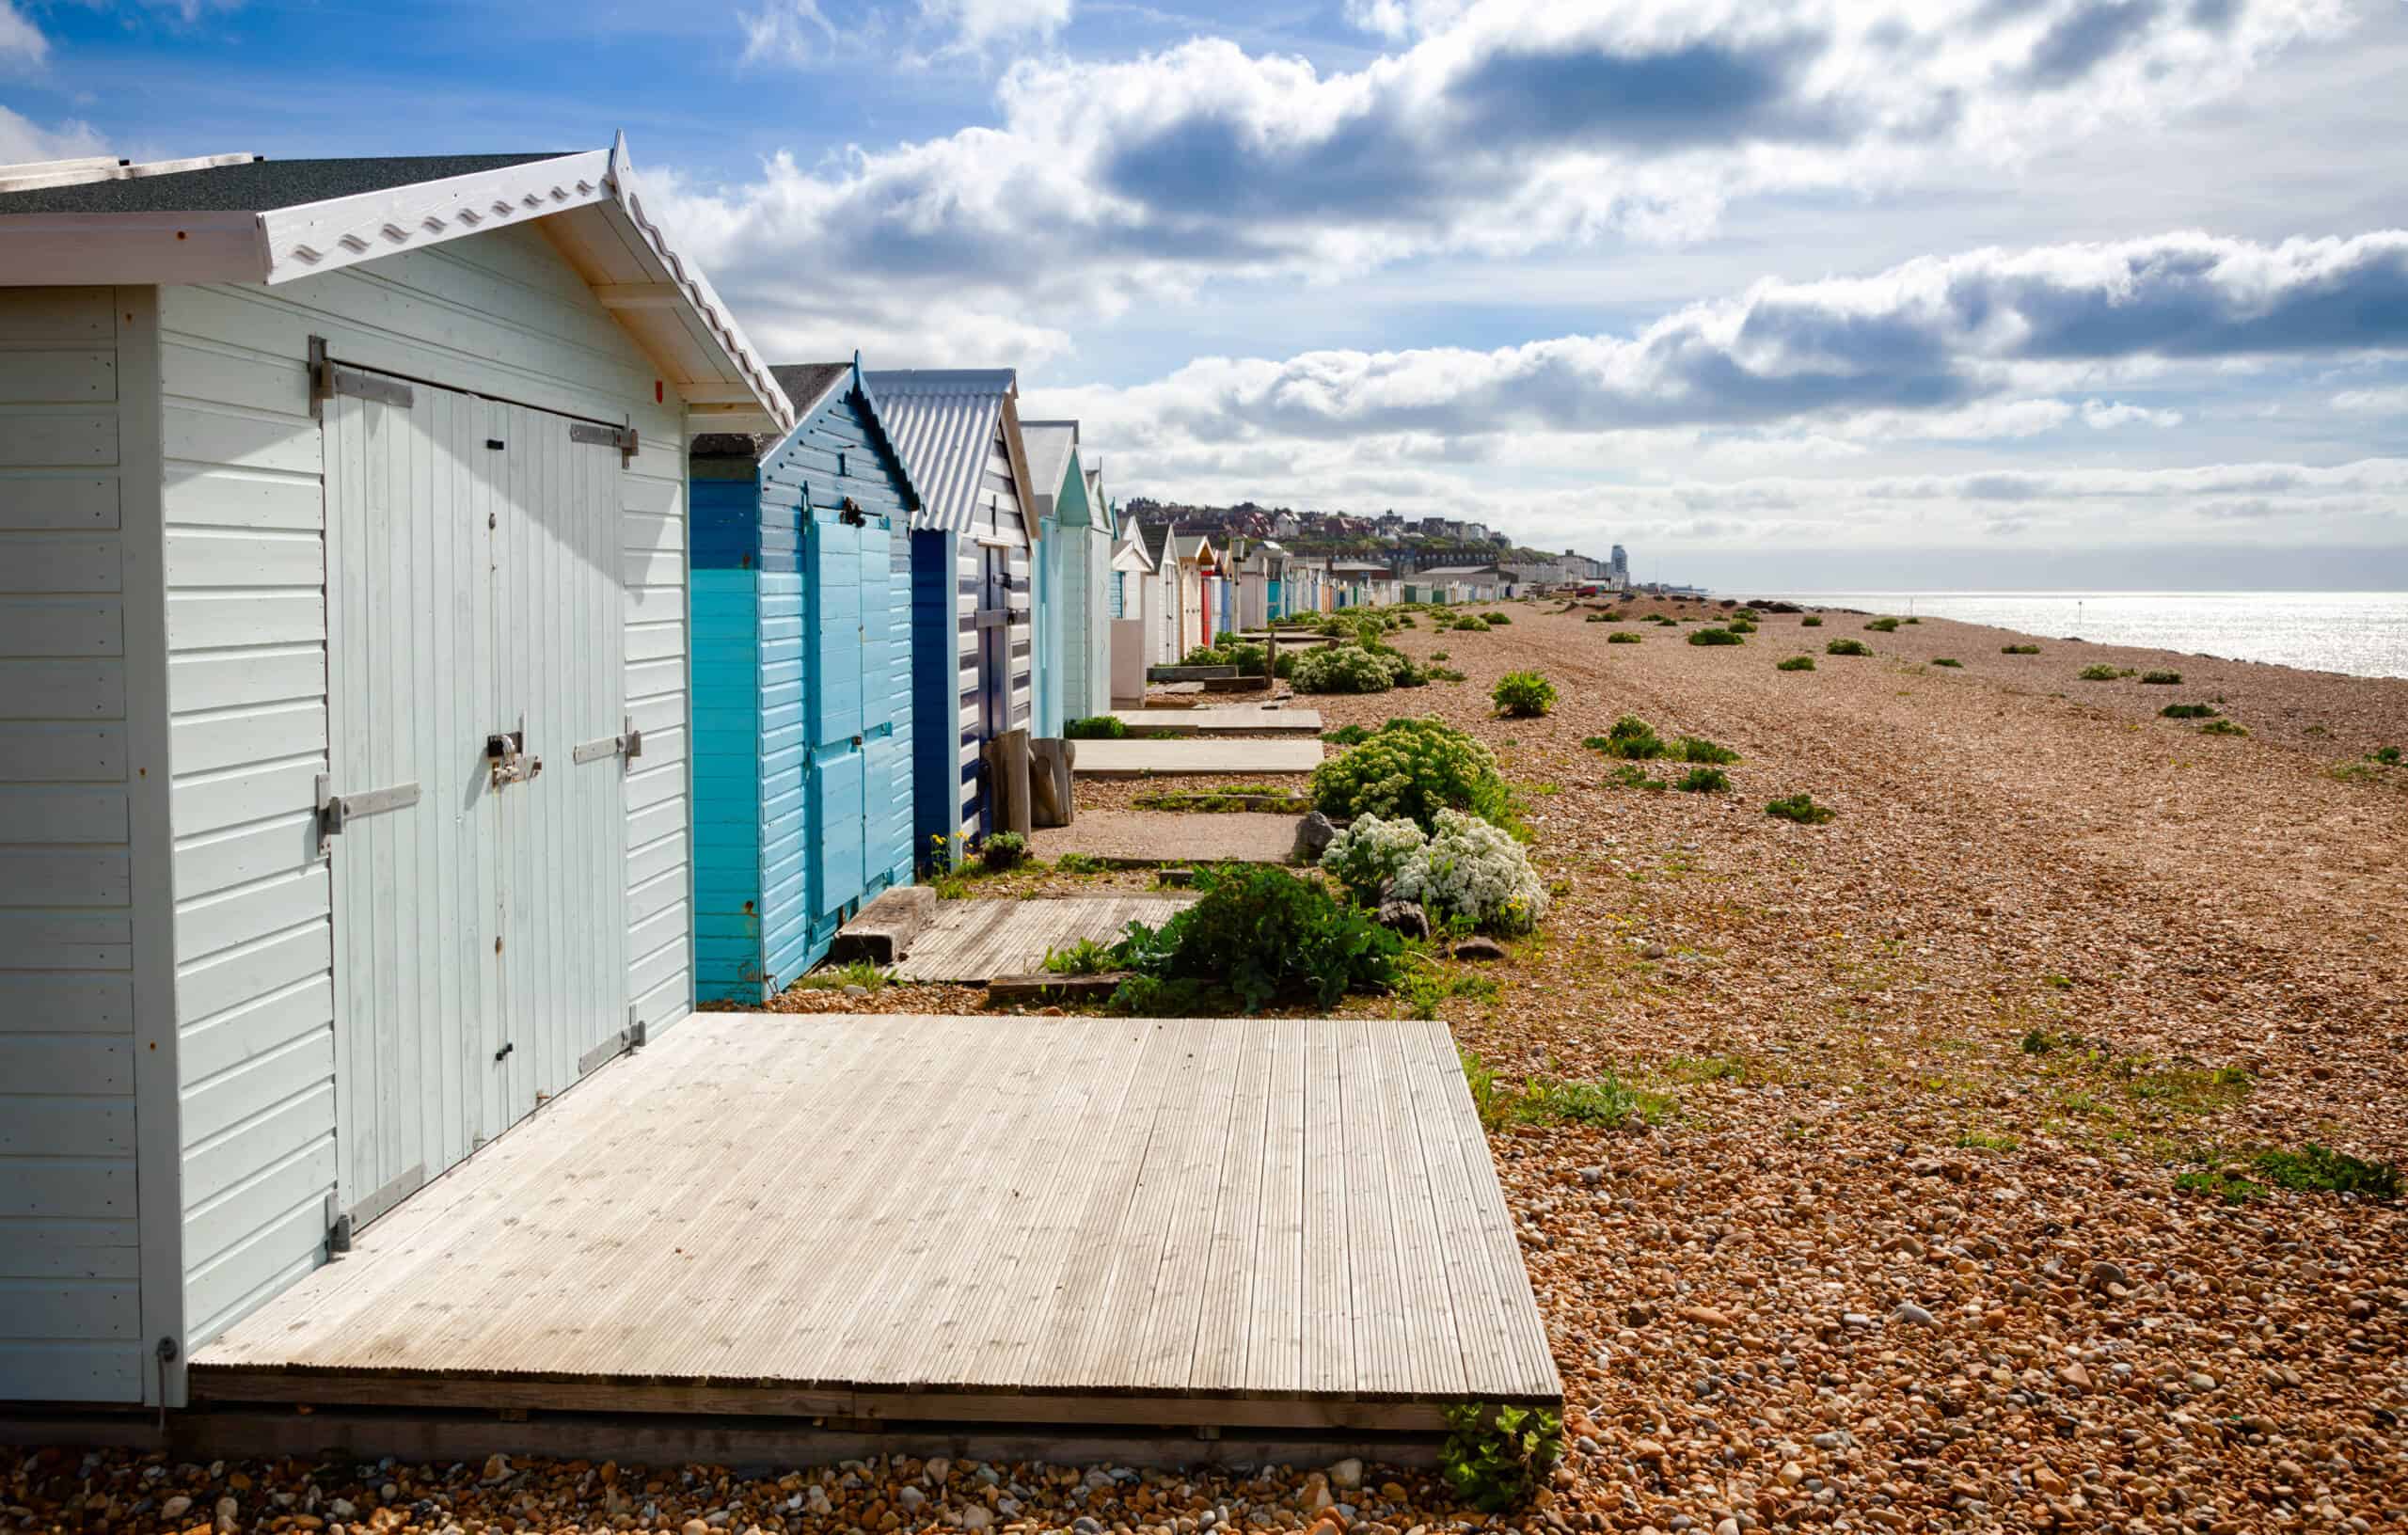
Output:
153,221,695,1369
0,285,154,1404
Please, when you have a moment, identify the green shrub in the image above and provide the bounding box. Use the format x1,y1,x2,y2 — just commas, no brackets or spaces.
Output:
1901,616,1921,625
1430,649,1450,661
1606,763,1669,792
1725,618,1758,634
1932,657,1963,668
980,831,1028,870
1775,654,1814,672
1309,717,1513,831
2371,745,2402,765
1864,617,1901,632
1273,649,1296,679
2078,663,2129,681
1586,715,1668,760
1607,630,1642,643
2253,1144,2400,1198
2161,703,2219,720
2200,718,2249,736
1765,792,1834,825
1826,639,1873,657
1674,767,1731,793
1323,723,1372,747
1440,1403,1564,1512
2001,642,2040,655
1054,852,1106,875
1291,644,1399,694
1800,615,1824,627
1042,937,1115,975
2140,670,2181,685
1483,610,1512,625
1491,671,1558,718
1110,864,1401,1012
1676,736,1739,764
1064,714,1127,740
1585,612,1612,623
1687,627,1744,646
1426,665,1468,682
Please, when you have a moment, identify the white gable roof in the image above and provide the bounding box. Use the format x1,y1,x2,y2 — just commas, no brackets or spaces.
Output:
0,135,791,434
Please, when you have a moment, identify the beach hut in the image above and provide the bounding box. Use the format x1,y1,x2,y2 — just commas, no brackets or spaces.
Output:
1237,538,1291,628
0,141,789,1406
1173,532,1217,655
689,360,922,1003
863,370,1038,850
1108,506,1157,704
1020,419,1108,730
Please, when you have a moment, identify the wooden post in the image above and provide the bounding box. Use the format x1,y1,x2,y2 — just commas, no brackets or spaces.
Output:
1030,738,1073,828
987,728,1035,838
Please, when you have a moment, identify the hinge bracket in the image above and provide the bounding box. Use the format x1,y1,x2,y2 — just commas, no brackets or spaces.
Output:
317,773,420,857
570,420,639,466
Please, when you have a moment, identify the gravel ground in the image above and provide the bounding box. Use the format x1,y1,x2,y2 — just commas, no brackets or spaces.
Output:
14,601,2404,1535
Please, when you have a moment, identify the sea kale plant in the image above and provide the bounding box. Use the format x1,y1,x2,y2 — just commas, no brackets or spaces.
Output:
1109,863,1401,1012
1291,643,1401,693
1308,717,1514,831
1491,671,1557,718
1320,811,1548,934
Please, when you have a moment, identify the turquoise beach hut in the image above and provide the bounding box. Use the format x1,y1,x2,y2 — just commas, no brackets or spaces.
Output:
689,359,923,1002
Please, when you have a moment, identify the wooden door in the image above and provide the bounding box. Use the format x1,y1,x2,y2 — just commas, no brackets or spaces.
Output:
325,376,627,1232
324,376,499,1227
486,400,628,1131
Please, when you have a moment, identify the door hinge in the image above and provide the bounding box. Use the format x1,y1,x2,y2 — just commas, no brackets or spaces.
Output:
572,716,642,766
569,419,639,466
309,334,415,415
317,772,420,857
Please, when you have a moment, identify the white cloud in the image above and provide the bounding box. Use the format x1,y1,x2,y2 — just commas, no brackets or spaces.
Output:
919,0,1071,55
0,0,48,72
2332,385,2408,413
666,0,2349,362
2082,398,2185,428
738,0,837,67
0,104,105,165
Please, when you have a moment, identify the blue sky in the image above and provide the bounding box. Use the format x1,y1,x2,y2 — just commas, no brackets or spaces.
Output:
6,0,2407,584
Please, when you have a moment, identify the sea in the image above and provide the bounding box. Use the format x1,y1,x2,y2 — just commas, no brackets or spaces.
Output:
1764,592,2408,681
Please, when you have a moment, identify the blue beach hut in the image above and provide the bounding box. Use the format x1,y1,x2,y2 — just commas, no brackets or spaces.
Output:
689,359,924,1002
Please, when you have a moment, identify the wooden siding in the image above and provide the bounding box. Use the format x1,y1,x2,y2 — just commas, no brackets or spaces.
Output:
154,221,695,1369
0,287,147,1404
957,418,1031,838
691,383,915,1002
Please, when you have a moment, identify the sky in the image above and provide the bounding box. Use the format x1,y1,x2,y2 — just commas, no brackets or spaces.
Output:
6,0,2407,587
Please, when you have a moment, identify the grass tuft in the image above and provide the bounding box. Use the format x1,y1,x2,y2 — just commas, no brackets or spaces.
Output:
1764,792,1834,824
1776,654,1815,672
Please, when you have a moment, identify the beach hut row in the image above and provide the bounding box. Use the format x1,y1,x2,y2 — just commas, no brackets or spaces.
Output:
0,143,1122,1407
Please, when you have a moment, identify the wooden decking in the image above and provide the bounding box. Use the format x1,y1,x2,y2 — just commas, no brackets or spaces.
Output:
887,894,1195,982
1112,706,1324,735
1072,738,1324,777
190,1013,1561,1432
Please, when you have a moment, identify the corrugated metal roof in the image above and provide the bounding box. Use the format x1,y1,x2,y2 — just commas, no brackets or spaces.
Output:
863,369,1016,537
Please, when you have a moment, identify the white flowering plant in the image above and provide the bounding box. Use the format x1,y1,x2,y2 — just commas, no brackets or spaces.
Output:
1319,809,1547,934
1320,814,1429,906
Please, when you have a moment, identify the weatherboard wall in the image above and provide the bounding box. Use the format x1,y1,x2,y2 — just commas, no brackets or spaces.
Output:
957,419,1030,838
0,285,157,1406
691,381,916,1002
138,223,697,1397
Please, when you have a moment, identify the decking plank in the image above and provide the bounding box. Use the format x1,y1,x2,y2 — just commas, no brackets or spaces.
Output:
190,1012,1560,1428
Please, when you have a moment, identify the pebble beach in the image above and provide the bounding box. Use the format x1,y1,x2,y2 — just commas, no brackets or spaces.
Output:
12,598,2405,1535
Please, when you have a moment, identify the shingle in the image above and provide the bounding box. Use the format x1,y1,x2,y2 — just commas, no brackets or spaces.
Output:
0,154,571,215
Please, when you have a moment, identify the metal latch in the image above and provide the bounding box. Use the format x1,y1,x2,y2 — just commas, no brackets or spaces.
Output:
487,730,542,787
569,419,639,466
317,772,420,856
572,716,643,766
